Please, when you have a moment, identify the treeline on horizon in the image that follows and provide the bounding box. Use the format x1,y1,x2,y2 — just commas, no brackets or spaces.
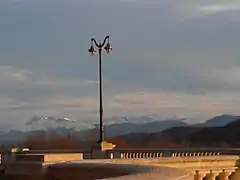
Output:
1,119,240,151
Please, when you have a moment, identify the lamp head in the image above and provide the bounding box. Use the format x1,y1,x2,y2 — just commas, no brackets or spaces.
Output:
88,45,96,56
104,42,112,54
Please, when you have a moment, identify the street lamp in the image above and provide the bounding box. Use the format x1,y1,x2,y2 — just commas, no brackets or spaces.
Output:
88,36,112,148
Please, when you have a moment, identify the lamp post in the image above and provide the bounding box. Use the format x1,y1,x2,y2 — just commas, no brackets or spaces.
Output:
88,36,112,146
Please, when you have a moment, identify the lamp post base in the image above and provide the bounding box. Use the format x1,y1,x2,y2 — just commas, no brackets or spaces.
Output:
93,140,116,151
90,141,116,159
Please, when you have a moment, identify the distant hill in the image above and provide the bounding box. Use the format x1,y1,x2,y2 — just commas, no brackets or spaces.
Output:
78,119,188,139
119,119,240,148
0,114,240,147
0,118,188,145
107,119,188,136
0,130,27,145
99,114,240,138
198,114,240,127
189,119,240,147
224,118,240,129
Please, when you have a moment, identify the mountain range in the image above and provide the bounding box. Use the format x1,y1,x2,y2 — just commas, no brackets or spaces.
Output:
119,118,240,148
70,114,240,139
196,114,240,127
0,114,239,146
26,116,76,125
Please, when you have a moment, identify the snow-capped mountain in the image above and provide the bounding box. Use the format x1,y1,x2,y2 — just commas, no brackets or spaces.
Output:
26,116,76,125
22,116,82,131
0,114,238,144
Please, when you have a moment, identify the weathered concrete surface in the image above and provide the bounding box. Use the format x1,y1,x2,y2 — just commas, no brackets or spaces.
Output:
3,153,83,176
104,166,193,180
45,163,134,180
43,153,83,163
2,154,239,180
47,162,193,180
4,153,83,164
74,156,239,179
79,156,239,172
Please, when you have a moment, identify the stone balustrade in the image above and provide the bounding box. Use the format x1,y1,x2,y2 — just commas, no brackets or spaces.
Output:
117,151,220,159
2,156,240,180
106,168,240,180
194,169,240,180
1,149,223,162
11,147,240,159
1,148,240,180
172,152,220,157
119,151,163,159
64,156,240,180
106,149,222,159
84,155,240,180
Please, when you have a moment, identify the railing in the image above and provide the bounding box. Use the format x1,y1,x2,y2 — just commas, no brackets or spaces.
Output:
93,156,240,180
119,152,163,159
194,169,240,180
13,148,239,160
1,148,240,180
106,149,225,159
117,151,221,159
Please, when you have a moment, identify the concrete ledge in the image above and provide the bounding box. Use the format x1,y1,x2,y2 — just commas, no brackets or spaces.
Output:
4,163,43,176
12,153,83,163
105,166,193,180
43,153,83,163
47,162,192,180
3,154,239,179
79,156,239,172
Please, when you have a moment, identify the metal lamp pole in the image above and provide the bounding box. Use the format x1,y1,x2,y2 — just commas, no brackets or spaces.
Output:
88,36,112,144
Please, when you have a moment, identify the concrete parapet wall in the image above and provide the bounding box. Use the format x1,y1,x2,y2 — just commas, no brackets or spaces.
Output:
43,153,83,163
15,154,44,162
2,155,240,180
2,150,240,179
89,156,239,172
46,162,193,180
109,149,222,159
4,163,43,176
2,153,83,176
104,166,193,180
4,153,83,164
74,156,240,180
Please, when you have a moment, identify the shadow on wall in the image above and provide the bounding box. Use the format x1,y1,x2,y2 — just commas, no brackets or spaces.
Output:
0,163,152,180
236,159,240,167
0,158,196,180
43,163,148,180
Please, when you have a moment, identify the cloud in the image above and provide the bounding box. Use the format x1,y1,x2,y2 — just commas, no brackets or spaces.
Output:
104,91,240,121
199,4,240,14
0,65,102,106
210,66,240,86
0,66,240,126
0,66,32,82
173,1,240,21
86,80,99,85
0,0,240,127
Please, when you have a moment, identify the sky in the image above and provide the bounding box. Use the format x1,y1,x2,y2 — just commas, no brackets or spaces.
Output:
0,0,240,128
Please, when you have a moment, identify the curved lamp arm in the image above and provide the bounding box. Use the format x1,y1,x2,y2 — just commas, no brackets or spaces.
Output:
91,36,110,48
